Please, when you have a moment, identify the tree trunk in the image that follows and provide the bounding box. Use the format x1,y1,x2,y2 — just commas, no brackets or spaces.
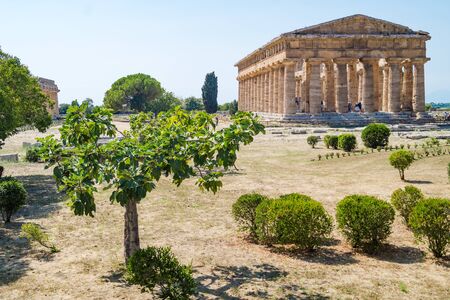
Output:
124,199,140,263
400,169,405,181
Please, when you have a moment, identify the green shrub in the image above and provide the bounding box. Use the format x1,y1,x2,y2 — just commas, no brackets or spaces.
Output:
255,194,333,250
126,246,196,299
361,123,390,148
20,223,59,253
391,186,424,225
0,179,27,223
232,193,268,238
338,134,357,152
324,135,338,149
307,136,319,148
0,165,3,178
336,195,395,253
25,146,40,163
409,198,450,258
389,150,415,180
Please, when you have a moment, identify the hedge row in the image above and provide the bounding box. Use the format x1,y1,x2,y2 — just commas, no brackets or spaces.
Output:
233,189,449,257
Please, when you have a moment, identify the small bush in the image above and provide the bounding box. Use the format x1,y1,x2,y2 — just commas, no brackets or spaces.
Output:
391,186,424,225
20,223,59,253
0,179,27,223
389,150,415,180
324,135,338,149
307,136,319,148
25,146,40,163
338,134,357,152
255,194,333,250
336,195,395,253
126,246,196,299
409,198,450,258
361,123,390,148
232,193,268,238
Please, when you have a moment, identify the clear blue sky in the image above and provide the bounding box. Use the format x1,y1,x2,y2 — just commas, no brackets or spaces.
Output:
1,0,449,105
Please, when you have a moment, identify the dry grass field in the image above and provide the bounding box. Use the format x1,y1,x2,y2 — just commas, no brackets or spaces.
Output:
1,123,449,299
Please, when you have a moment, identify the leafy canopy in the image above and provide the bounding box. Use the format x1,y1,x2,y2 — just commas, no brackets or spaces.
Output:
0,49,52,148
103,73,163,112
38,103,264,217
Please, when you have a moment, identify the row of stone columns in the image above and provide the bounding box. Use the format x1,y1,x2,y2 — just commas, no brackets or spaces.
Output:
238,57,428,115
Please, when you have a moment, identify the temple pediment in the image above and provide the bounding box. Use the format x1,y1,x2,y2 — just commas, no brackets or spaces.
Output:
283,14,427,36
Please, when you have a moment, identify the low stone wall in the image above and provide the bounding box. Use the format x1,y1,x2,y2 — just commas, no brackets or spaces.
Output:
0,153,19,162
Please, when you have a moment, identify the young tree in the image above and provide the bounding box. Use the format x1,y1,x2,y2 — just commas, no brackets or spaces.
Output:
103,73,163,112
183,97,204,111
389,150,415,180
229,100,238,115
0,48,52,148
82,98,95,114
201,72,218,113
38,103,264,262
146,91,181,115
59,103,71,115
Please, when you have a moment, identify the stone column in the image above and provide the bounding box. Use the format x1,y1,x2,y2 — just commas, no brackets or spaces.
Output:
401,61,413,111
347,62,358,108
301,61,311,113
278,66,285,114
259,74,264,112
324,61,336,112
245,78,250,111
308,59,322,114
238,80,242,111
250,77,255,111
387,58,402,113
361,58,378,113
263,71,269,113
334,58,351,113
357,70,363,103
382,66,389,112
273,67,279,113
412,58,428,113
283,61,296,114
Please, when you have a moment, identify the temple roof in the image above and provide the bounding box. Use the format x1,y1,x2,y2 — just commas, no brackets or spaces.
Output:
282,14,429,36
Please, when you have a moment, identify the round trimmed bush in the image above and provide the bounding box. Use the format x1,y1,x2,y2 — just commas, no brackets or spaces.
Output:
361,123,390,148
391,185,424,225
0,179,27,223
338,134,357,152
307,136,319,148
409,198,450,258
126,246,196,299
232,193,268,238
25,146,40,163
324,135,338,149
255,194,333,250
336,195,395,253
389,150,415,180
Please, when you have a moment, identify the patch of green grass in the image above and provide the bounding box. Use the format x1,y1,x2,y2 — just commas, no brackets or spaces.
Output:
399,282,408,293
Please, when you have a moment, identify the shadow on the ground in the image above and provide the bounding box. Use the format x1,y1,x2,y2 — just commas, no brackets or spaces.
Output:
101,268,131,288
196,263,329,299
14,175,64,220
269,245,358,266
0,222,30,286
0,175,63,286
369,244,425,264
404,179,432,184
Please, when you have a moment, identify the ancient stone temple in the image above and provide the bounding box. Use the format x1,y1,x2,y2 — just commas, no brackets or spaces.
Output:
235,15,431,121
38,77,59,117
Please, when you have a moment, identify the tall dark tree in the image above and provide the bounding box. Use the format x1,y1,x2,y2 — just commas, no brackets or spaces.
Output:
0,48,52,148
103,73,163,112
201,72,218,113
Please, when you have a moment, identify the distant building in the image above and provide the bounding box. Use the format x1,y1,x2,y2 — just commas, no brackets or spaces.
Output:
38,77,59,118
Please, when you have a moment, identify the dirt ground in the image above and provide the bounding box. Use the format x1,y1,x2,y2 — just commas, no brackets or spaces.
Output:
0,122,449,299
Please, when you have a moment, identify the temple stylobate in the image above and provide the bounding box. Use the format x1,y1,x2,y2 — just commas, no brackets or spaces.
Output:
235,15,431,119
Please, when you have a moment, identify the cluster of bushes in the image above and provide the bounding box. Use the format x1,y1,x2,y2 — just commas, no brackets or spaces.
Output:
308,133,357,152
233,189,449,258
233,193,333,250
0,176,27,223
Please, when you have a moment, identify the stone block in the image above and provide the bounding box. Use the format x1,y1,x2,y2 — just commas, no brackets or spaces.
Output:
0,153,19,162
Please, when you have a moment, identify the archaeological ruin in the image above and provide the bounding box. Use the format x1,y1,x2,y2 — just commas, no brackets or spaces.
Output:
235,15,431,123
38,77,60,117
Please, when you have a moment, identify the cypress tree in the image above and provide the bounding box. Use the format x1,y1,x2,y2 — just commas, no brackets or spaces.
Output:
201,72,218,113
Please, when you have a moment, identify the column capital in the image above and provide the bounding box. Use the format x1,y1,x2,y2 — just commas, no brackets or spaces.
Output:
411,57,431,64
305,58,325,65
385,57,404,64
360,57,380,64
333,57,358,64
